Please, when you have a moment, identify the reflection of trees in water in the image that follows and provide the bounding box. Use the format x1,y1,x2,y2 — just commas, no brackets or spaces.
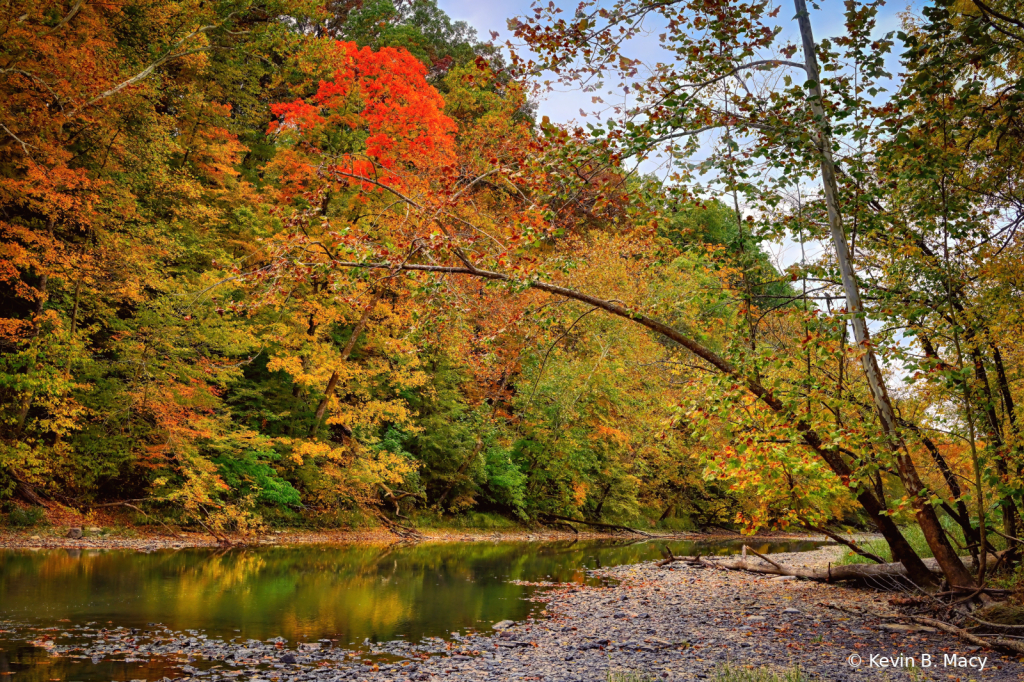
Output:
0,539,823,643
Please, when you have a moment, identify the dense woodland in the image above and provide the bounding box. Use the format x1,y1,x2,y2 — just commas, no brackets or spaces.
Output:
1,0,1024,587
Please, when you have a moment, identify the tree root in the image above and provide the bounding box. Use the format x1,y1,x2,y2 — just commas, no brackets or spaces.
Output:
371,508,427,541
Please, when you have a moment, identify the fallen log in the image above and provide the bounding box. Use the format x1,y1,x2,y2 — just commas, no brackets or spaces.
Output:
13,475,49,508
538,513,653,537
703,546,1008,583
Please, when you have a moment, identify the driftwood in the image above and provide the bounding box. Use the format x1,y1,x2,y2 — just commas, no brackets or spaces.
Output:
702,546,1007,583
826,602,1024,656
656,554,703,567
909,615,1024,654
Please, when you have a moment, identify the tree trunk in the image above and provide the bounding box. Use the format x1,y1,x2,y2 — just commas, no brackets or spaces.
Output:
793,0,973,588
970,346,1018,539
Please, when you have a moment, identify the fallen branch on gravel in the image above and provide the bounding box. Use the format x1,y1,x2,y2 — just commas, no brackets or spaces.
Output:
825,602,1024,655
705,548,1006,583
656,545,703,567
907,616,1024,654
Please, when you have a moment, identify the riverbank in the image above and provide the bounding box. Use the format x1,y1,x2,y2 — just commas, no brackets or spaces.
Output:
10,544,1020,681
0,525,818,551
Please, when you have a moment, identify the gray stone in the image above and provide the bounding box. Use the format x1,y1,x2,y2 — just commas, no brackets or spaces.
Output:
67,527,83,539
491,620,515,630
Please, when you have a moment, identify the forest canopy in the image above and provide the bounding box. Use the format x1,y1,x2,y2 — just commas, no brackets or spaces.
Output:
2,0,1024,587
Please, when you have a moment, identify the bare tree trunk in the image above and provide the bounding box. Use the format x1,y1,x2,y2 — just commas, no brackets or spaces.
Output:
793,0,973,588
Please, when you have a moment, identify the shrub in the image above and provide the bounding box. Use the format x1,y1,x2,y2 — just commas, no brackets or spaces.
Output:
6,506,46,528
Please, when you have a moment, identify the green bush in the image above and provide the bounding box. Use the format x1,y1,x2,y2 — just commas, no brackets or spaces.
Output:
6,506,46,528
213,449,301,507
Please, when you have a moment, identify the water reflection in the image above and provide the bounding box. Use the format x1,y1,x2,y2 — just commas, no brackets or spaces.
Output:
0,537,824,680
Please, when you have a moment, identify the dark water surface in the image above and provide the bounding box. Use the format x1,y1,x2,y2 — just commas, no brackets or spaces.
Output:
0,537,824,680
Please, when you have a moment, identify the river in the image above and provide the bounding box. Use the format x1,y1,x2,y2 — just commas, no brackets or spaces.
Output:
0,537,824,680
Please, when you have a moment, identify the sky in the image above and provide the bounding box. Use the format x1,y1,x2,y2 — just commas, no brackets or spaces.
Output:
438,0,924,271
438,0,919,128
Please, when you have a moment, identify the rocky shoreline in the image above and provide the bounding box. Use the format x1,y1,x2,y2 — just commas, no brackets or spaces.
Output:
6,545,1022,681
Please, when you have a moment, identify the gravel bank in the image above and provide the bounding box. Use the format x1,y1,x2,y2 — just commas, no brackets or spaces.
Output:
11,545,1022,681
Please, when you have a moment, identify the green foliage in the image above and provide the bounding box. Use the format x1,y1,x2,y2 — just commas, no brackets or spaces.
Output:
213,450,302,507
326,0,482,71
4,506,46,528
407,510,521,530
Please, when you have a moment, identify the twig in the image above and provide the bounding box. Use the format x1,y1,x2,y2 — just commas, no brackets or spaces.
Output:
1,121,34,156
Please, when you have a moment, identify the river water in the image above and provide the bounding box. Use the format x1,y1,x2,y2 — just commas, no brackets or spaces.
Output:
0,537,824,680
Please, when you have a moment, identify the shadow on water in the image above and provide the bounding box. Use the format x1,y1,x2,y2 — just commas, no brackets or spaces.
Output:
0,537,824,680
